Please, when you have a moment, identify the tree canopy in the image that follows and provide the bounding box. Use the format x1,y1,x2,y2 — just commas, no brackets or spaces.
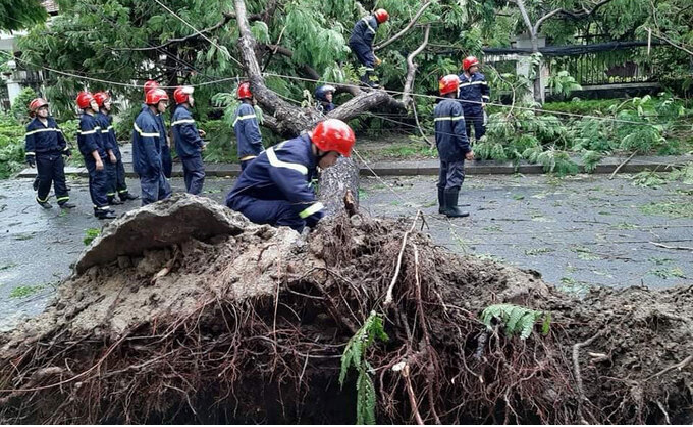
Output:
0,0,47,31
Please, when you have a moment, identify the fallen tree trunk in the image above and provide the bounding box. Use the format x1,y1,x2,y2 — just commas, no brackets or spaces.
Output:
1,195,692,424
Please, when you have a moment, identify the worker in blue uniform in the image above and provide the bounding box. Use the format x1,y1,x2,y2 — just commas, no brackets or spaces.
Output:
233,81,263,171
76,92,115,219
24,98,75,209
349,8,389,88
458,55,490,143
172,85,206,195
435,74,474,218
132,88,172,205
315,84,336,115
94,92,139,205
226,119,356,233
143,80,172,178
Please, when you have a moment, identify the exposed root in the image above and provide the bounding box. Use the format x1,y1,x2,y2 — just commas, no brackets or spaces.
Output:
0,197,692,424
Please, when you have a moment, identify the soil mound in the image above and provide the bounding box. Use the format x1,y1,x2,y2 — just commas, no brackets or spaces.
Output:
1,195,691,424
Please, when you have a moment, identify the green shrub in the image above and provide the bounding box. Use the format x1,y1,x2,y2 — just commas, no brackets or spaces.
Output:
9,87,37,124
0,114,26,178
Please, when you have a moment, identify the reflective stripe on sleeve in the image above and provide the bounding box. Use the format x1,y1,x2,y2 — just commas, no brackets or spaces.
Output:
434,116,465,122
299,202,324,219
232,114,257,127
171,119,196,126
25,128,60,136
134,123,160,137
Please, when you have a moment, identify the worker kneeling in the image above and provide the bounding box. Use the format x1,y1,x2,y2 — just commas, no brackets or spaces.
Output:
225,119,355,233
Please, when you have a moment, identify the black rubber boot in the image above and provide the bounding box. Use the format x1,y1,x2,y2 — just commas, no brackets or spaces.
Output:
59,201,76,209
442,189,470,218
119,192,140,201
95,209,116,220
108,197,124,205
37,200,52,209
438,187,445,214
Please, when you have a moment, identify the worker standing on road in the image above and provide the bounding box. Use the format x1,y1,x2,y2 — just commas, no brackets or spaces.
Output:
225,119,355,232
76,92,115,219
132,89,172,205
458,55,490,143
172,85,207,195
349,8,388,88
435,75,474,218
233,81,263,171
24,98,75,209
143,80,172,179
94,92,139,204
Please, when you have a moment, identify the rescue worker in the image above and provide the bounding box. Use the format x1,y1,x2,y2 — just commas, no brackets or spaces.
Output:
225,119,355,233
315,84,336,115
233,81,263,171
132,88,172,205
24,98,75,209
143,80,172,178
172,85,206,195
93,92,135,205
349,8,388,88
76,92,115,219
435,74,474,218
458,55,490,143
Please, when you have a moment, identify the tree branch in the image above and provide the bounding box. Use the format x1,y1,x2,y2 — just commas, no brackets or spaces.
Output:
647,28,693,57
402,24,430,108
112,11,262,52
373,0,433,52
533,0,617,34
234,0,318,135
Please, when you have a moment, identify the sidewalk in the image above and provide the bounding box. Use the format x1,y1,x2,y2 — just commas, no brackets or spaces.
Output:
15,144,692,178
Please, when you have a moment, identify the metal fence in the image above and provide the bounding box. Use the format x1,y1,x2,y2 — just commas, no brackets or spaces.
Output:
548,47,655,85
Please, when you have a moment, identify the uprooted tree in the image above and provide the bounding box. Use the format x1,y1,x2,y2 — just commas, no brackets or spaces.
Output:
1,195,692,424
229,0,439,214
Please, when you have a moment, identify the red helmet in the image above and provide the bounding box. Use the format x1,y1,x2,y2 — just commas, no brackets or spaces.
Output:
374,8,389,24
439,74,460,96
462,56,480,71
75,92,96,109
144,80,160,94
311,119,356,157
145,88,169,105
173,85,194,104
236,81,252,100
29,98,49,113
93,92,110,107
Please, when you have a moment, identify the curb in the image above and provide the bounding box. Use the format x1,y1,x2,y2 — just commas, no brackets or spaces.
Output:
15,155,691,179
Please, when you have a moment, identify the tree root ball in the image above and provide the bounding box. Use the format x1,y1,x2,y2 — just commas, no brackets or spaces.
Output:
1,195,691,424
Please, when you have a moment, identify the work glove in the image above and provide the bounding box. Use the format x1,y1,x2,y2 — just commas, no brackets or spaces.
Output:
375,56,382,67
305,210,325,228
62,148,72,158
25,154,36,168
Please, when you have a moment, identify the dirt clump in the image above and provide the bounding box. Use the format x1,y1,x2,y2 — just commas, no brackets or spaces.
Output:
0,195,691,424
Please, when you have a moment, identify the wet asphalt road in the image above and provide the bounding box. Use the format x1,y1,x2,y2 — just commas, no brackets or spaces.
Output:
1,173,691,331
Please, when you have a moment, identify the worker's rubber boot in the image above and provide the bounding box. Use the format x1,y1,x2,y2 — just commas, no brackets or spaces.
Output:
58,201,76,209
95,208,116,220
108,196,123,205
442,189,470,218
438,187,445,214
37,200,52,209
119,192,140,201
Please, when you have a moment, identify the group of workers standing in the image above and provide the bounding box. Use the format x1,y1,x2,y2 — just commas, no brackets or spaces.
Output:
23,7,489,229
